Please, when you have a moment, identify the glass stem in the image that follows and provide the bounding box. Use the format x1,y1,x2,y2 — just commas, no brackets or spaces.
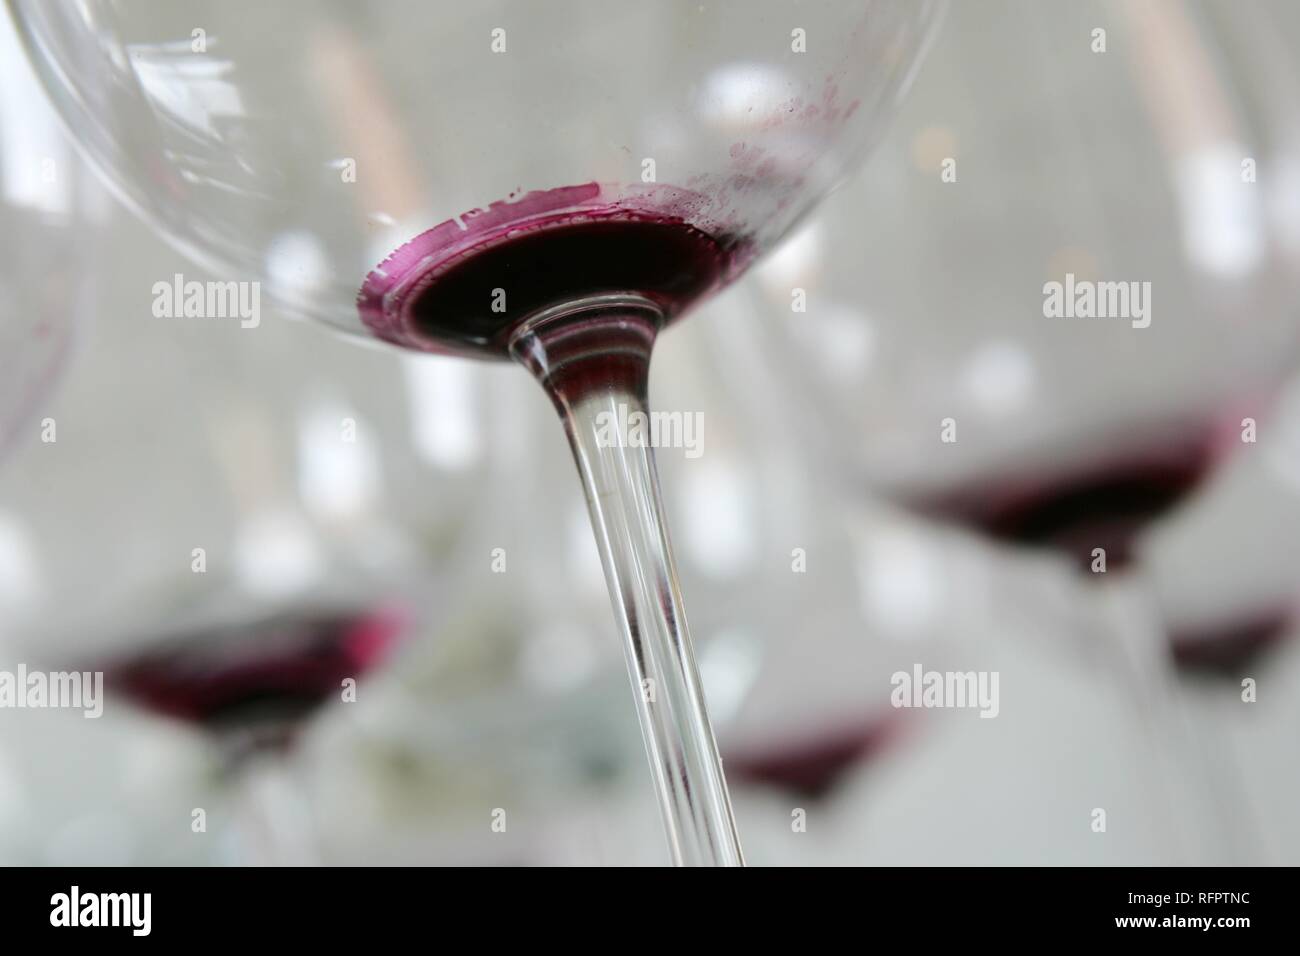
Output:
510,295,744,867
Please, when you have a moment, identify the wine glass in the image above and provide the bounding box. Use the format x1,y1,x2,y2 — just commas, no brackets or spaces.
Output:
11,0,944,864
724,0,1300,859
99,605,409,863
736,0,1300,659
0,200,511,863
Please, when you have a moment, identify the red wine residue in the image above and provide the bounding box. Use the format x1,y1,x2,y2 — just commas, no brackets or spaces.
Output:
1171,608,1293,677
917,431,1222,572
726,715,905,801
102,607,405,748
358,183,752,357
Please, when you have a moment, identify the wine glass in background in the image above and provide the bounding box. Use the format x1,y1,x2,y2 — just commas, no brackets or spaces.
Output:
11,0,944,865
0,197,553,863
91,605,407,864
721,0,1300,860
0,6,102,463
733,0,1300,668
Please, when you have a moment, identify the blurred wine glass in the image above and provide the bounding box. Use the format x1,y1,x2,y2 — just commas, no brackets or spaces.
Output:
737,0,1300,672
719,0,1300,861
0,204,509,861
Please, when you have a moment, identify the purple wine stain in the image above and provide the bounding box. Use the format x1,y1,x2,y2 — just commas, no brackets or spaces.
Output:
726,715,906,801
103,606,406,750
358,183,752,357
1171,607,1292,677
916,429,1223,573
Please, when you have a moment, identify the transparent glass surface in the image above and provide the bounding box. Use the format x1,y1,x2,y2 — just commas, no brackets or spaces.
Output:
0,5,100,460
0,206,526,864
13,0,941,345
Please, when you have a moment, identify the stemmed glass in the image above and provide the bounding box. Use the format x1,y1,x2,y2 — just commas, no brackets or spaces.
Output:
96,604,408,864
729,0,1300,859
739,0,1299,665
0,201,502,864
11,0,943,864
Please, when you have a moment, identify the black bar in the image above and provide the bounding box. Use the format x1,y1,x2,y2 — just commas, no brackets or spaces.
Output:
0,866,1277,940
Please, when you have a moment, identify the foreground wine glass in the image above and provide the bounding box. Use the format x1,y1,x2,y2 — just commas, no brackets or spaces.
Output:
13,0,943,864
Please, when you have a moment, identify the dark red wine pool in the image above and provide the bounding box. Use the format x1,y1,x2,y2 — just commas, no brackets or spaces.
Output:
359,183,750,356
103,607,404,748
915,433,1221,572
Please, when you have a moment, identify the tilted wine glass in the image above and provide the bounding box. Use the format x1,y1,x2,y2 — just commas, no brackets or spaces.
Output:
12,0,943,865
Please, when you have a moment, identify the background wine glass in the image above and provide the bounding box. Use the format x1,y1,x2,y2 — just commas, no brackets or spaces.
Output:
735,0,1300,666
92,605,408,864
0,172,508,863
721,0,1300,860
11,0,945,864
